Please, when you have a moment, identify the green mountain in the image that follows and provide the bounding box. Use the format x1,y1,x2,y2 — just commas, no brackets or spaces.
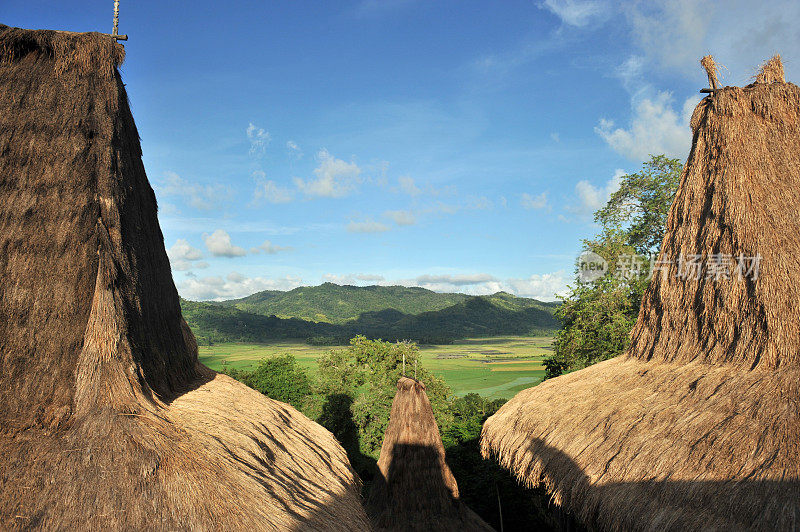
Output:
182,284,560,345
219,282,470,323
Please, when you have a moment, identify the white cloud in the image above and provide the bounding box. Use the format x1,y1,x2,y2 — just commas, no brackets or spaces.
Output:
393,176,454,198
247,123,270,157
322,273,386,285
521,192,549,210
395,271,569,301
158,172,232,211
398,176,421,196
384,210,417,226
250,240,292,254
595,91,700,161
540,0,609,27
568,169,626,216
415,273,497,286
177,273,303,301
624,0,800,81
167,239,207,271
347,218,389,233
203,229,247,257
251,171,293,205
294,149,362,198
503,272,569,301
550,132,560,143
614,55,646,93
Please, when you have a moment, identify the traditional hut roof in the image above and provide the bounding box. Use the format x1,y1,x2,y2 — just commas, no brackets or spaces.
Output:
366,377,493,531
481,56,800,531
0,25,369,530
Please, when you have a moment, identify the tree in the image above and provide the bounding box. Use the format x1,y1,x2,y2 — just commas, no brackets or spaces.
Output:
316,336,452,459
546,155,683,376
236,354,313,409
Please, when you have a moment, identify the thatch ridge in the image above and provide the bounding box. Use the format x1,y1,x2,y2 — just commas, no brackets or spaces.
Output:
481,55,800,531
0,25,369,530
367,377,493,531
0,24,124,77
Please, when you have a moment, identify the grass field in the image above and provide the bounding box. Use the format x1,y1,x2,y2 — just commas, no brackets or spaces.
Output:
198,336,552,400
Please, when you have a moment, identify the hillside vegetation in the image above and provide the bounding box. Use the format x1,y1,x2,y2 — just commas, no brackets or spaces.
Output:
182,284,559,345
221,283,477,322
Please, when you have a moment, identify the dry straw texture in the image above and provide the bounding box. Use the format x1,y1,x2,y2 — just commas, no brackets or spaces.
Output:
367,378,493,531
0,25,369,531
481,55,800,531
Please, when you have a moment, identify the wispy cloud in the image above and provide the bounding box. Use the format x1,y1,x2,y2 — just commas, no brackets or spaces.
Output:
247,123,271,157
286,140,303,159
540,0,610,27
384,209,417,226
250,240,292,255
521,192,549,210
203,229,247,257
157,172,233,211
397,176,421,196
294,149,363,198
624,0,800,81
322,273,386,284
347,218,389,233
251,170,294,205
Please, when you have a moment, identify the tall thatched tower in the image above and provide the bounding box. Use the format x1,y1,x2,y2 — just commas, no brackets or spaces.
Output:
481,56,800,530
0,25,369,530
367,377,493,531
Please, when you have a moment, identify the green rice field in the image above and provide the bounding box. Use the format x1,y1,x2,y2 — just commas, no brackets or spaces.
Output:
198,336,552,400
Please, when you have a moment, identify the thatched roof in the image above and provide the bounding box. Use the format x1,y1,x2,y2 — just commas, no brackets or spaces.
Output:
481,56,800,531
0,25,369,530
366,377,493,531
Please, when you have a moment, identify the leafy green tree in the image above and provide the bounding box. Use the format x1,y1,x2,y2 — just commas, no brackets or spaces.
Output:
547,155,682,376
237,354,313,409
316,336,452,459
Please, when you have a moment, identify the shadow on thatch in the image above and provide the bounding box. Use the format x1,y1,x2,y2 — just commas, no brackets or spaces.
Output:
318,393,378,494
514,437,800,531
366,378,494,531
370,443,483,530
0,24,369,530
482,54,800,531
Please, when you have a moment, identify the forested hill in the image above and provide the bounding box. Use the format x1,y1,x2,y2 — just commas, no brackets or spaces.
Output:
182,284,560,345
217,283,472,323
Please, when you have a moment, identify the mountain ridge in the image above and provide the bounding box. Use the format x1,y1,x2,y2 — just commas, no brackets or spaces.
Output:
214,282,557,324
182,283,560,345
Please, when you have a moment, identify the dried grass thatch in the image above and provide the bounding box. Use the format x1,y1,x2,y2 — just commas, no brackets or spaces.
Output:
366,377,493,531
481,55,800,531
0,25,369,530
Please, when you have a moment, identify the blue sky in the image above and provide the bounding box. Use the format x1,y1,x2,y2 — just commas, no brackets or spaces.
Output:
4,1,798,300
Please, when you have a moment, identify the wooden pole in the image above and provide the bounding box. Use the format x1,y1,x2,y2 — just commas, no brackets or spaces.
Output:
496,482,504,532
111,1,128,41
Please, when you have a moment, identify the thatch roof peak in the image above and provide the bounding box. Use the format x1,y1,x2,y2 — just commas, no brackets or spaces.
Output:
0,24,124,78
0,25,368,530
482,56,800,530
756,54,785,84
367,377,492,531
396,375,425,392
